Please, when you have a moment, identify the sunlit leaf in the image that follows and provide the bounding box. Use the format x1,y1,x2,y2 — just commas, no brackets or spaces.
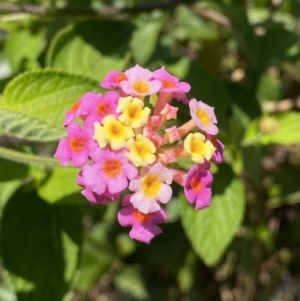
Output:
130,16,164,65
180,164,245,266
0,69,100,141
243,112,300,145
47,19,135,81
37,167,83,204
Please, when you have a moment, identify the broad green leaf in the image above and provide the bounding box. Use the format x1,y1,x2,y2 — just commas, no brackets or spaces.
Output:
130,16,164,65
0,158,29,181
173,5,219,41
76,223,117,290
1,191,83,301
0,69,100,141
37,167,83,204
256,72,282,102
4,27,44,73
47,19,135,81
113,266,149,300
0,180,21,212
243,112,300,145
257,26,299,65
180,164,245,266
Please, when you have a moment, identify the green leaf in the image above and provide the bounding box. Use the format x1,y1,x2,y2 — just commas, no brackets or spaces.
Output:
47,19,135,81
0,158,29,181
130,16,164,65
113,266,149,300
173,5,219,41
243,112,300,145
4,27,44,73
0,180,21,213
1,191,83,301
76,223,118,290
37,167,83,204
257,26,299,65
0,69,100,141
180,164,245,266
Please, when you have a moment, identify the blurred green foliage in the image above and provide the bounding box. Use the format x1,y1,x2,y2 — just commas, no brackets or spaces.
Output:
0,0,300,300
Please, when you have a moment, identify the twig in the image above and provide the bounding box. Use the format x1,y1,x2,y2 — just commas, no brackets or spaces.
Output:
192,6,230,27
0,1,197,17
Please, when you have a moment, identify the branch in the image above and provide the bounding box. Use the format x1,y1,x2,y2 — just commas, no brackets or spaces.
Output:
192,5,230,27
0,0,197,17
0,146,61,167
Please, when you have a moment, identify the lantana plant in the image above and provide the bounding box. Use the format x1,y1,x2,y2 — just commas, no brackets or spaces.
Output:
54,65,224,244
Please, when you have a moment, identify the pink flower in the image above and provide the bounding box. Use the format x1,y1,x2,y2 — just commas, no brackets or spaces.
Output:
54,123,90,167
207,135,225,164
85,91,119,124
184,162,213,210
173,92,189,104
77,171,119,205
82,148,137,195
118,194,167,244
64,92,101,126
100,71,127,89
164,126,181,143
160,104,178,120
129,163,173,213
120,65,162,97
153,66,190,93
189,99,218,135
143,126,164,149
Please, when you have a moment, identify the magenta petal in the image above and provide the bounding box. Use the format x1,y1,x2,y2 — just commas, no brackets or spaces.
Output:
82,164,106,195
184,164,213,210
195,188,212,210
107,175,128,194
213,139,225,164
54,138,70,166
71,148,89,167
129,223,162,244
81,189,108,205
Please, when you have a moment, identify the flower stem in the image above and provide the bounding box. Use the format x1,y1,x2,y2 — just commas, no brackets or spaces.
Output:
0,146,61,167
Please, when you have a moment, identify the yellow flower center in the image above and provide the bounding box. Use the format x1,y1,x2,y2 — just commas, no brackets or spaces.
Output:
127,104,142,120
106,120,125,138
141,174,161,197
191,138,205,156
135,140,150,159
133,81,150,94
197,109,210,125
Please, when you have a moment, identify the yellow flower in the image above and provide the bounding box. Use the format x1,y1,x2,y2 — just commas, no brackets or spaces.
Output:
184,133,216,164
93,115,134,150
117,96,151,128
126,134,156,167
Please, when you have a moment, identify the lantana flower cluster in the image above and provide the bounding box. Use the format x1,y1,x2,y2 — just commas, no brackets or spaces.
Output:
54,65,224,244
